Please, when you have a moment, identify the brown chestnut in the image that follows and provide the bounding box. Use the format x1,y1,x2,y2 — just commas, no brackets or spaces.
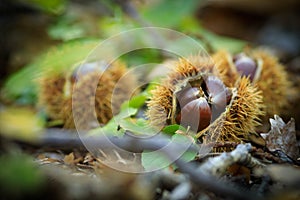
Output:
176,87,199,108
204,76,227,108
177,97,212,132
233,53,257,81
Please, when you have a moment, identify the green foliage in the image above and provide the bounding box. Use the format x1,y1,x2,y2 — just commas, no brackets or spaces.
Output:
1,65,39,105
2,39,99,104
120,49,163,68
162,124,187,135
117,83,161,135
26,0,66,14
2,0,247,106
203,31,247,53
141,134,197,171
48,15,87,41
119,118,158,136
142,0,246,53
141,150,170,171
128,82,158,108
89,82,158,137
88,106,138,137
176,16,246,53
128,93,148,109
172,133,197,163
0,153,45,197
99,11,137,38
142,0,200,28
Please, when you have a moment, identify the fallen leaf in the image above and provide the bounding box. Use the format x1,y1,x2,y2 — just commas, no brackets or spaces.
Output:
0,107,44,142
64,153,82,165
261,115,299,160
83,153,94,164
227,164,251,183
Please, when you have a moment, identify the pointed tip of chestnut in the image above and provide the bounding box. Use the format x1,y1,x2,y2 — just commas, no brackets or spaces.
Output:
233,54,257,81
204,76,228,108
205,76,226,95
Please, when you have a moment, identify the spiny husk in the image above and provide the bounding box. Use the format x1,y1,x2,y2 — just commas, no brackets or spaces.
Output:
167,56,214,86
196,77,265,144
212,49,291,116
38,73,66,120
39,61,138,129
147,57,264,146
212,50,239,87
146,57,214,128
251,49,291,115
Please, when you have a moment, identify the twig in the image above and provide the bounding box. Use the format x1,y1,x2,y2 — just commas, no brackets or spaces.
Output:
11,129,262,200
169,182,192,200
198,143,265,177
169,153,261,200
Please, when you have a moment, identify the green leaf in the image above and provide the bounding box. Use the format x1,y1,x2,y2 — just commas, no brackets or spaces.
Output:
122,81,158,110
128,94,147,109
162,124,187,135
88,119,125,137
176,17,247,53
142,0,200,28
26,0,66,14
99,12,137,38
119,118,158,136
88,104,138,137
172,134,197,163
141,134,197,171
119,49,162,68
204,31,247,53
89,81,161,137
48,18,86,41
115,107,138,120
141,150,171,171
0,153,45,196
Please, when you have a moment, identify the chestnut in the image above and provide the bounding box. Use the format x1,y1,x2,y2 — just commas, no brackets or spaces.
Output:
39,60,139,129
176,87,199,108
233,53,257,81
204,76,227,108
177,97,212,132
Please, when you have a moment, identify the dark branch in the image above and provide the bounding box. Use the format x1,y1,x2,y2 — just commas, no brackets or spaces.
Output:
12,128,262,200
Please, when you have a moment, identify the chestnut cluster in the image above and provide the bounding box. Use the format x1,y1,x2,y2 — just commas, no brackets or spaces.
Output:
213,49,291,117
147,47,293,148
174,75,231,132
39,60,138,129
147,56,265,145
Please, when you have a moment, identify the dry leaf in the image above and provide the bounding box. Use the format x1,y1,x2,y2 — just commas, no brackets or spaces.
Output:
83,153,95,164
0,107,44,141
64,152,82,165
64,153,75,165
227,164,251,183
261,115,299,160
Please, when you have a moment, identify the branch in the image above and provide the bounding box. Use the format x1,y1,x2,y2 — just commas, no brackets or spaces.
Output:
198,143,265,177
13,129,262,200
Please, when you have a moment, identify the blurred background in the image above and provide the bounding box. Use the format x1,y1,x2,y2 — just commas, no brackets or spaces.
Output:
0,1,300,199
1,0,300,124
1,0,300,83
